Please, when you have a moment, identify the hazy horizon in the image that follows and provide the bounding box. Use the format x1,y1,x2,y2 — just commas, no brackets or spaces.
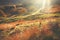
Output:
0,0,60,5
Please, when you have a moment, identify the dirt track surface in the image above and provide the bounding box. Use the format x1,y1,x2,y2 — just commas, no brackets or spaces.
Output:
0,17,60,40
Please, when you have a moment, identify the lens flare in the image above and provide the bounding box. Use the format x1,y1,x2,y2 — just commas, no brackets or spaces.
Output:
23,0,52,18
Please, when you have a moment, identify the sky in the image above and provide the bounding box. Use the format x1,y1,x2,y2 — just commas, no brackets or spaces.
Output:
0,0,60,5
0,0,22,5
